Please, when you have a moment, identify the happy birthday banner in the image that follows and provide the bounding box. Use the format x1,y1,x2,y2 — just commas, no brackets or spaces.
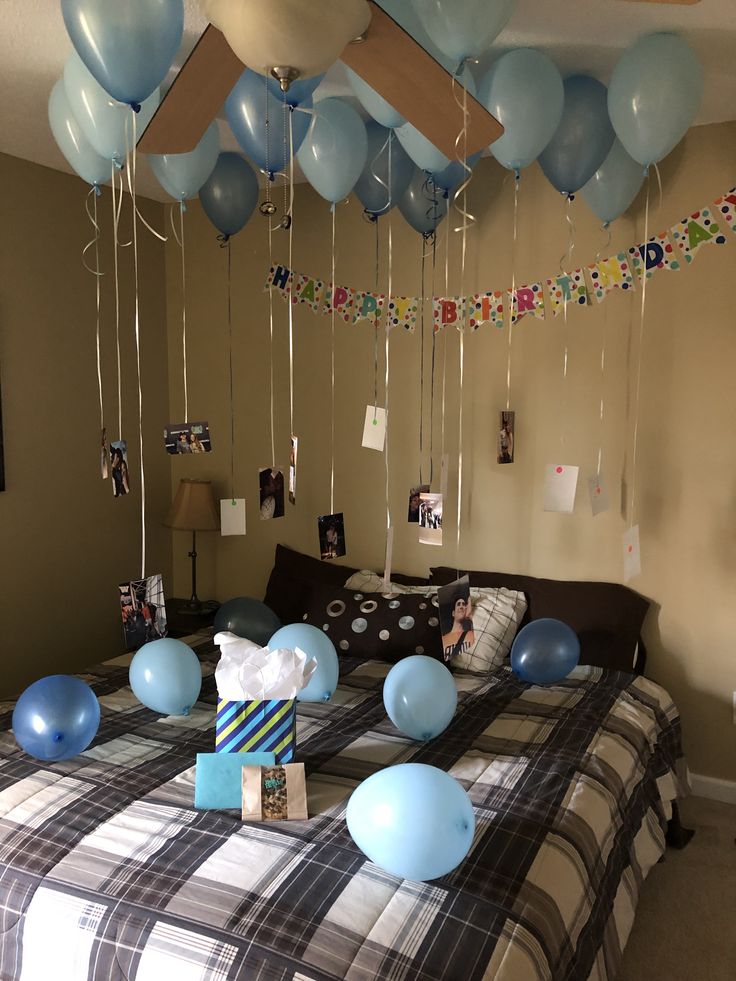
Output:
264,187,736,331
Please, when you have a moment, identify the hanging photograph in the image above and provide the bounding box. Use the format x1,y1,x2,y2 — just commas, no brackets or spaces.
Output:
110,439,130,498
318,512,346,560
498,410,515,464
289,435,298,505
407,484,429,522
418,492,443,546
164,421,212,454
259,467,285,519
437,575,475,663
118,574,167,652
101,427,109,479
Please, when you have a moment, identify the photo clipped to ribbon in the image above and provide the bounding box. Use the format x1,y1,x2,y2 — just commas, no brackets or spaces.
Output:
318,512,346,561
259,467,285,520
497,410,515,464
118,574,167,652
164,421,212,454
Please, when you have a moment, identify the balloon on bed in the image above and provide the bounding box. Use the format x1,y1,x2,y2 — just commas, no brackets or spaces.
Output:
346,763,475,881
510,618,580,684
13,675,100,761
383,655,456,741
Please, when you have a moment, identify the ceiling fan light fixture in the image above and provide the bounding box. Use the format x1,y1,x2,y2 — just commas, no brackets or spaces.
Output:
270,66,300,93
199,0,371,80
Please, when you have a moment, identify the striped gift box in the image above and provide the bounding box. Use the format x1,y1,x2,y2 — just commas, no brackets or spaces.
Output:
215,699,296,762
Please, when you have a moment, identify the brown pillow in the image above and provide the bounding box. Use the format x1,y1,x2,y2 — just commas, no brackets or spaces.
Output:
429,566,649,673
263,544,427,626
299,584,443,664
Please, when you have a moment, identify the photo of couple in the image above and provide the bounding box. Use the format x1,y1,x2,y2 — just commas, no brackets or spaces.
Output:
164,421,212,455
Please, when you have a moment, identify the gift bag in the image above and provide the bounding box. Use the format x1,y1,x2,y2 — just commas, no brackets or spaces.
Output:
242,763,308,822
215,698,297,762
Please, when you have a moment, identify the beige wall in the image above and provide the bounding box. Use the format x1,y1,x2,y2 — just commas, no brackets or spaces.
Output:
0,152,171,696
167,122,736,782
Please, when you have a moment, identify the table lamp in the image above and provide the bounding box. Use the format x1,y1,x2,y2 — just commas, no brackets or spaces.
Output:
165,478,219,614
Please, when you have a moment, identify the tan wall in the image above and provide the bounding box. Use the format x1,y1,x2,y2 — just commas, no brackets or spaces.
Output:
166,122,736,782
0,153,171,696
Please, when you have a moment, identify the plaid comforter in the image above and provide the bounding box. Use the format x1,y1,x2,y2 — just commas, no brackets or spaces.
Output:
0,634,688,981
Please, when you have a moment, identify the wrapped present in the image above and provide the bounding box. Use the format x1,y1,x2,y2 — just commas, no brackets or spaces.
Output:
215,699,297,761
195,751,276,809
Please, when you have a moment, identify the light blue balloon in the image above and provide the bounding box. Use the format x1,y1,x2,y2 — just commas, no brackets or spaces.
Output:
346,763,475,880
538,75,615,196
344,66,406,129
63,51,159,165
266,74,324,106
226,70,312,176
394,67,476,173
269,623,339,702
354,124,413,217
383,655,457,741
430,151,481,194
61,0,183,108
149,121,219,200
479,48,564,173
199,153,259,239
297,98,368,204
13,675,100,761
608,33,703,168
399,167,448,236
129,638,202,716
411,0,516,67
510,618,580,685
48,79,110,187
581,139,645,226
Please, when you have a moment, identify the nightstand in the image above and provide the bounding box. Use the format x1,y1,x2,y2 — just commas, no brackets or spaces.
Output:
166,599,220,638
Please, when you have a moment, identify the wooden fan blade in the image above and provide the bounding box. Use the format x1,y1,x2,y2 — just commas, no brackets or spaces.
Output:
340,1,503,159
138,25,244,155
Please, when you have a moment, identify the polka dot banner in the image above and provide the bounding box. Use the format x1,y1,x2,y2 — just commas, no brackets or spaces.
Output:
433,296,466,332
627,232,683,280
387,296,419,332
511,283,545,323
585,253,635,303
670,207,729,264
352,290,386,327
713,187,736,236
545,269,589,318
264,263,293,298
467,291,504,331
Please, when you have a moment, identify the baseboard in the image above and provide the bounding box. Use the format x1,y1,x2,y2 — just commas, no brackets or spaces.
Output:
690,772,736,805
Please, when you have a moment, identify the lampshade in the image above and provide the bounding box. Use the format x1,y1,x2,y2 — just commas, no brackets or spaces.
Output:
165,479,219,531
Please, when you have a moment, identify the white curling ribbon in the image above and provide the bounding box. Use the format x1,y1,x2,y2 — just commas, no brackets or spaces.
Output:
214,631,317,700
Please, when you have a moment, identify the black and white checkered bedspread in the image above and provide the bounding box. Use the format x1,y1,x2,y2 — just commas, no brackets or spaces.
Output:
0,635,688,981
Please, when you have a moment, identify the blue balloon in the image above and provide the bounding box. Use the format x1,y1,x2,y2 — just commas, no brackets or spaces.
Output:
226,70,312,176
510,619,580,685
13,675,100,761
48,79,110,187
383,655,457,740
199,153,259,239
266,74,324,106
344,66,406,129
149,121,220,200
538,75,615,196
608,33,703,168
129,638,202,716
63,51,159,165
399,167,447,236
297,98,368,204
581,139,645,226
411,0,516,67
429,151,481,194
354,124,413,217
61,0,183,108
269,624,339,702
394,67,476,173
214,596,281,647
346,763,475,880
479,48,564,173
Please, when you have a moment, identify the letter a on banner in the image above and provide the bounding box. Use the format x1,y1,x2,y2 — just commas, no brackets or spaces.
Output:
671,207,728,264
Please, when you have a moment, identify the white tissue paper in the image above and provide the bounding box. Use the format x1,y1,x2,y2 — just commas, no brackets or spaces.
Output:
214,631,317,701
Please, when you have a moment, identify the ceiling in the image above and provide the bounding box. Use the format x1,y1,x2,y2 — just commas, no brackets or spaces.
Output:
1,0,734,202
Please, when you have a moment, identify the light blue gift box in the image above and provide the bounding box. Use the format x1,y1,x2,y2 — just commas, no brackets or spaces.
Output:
194,751,276,809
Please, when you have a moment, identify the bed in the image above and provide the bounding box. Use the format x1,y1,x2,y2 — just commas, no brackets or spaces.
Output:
0,554,689,981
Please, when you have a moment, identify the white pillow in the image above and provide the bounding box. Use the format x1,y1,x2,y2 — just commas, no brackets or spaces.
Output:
343,571,527,671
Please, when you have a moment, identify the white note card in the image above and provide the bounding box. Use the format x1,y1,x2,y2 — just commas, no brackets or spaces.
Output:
543,464,579,513
362,405,387,451
623,524,641,582
587,472,610,517
220,499,246,536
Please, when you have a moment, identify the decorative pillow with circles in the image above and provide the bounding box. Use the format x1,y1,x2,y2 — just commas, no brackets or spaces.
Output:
343,571,528,672
299,584,444,664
